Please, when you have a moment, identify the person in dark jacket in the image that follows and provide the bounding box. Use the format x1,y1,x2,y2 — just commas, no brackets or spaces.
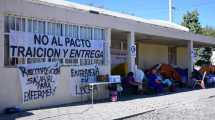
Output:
147,69,164,94
124,72,141,94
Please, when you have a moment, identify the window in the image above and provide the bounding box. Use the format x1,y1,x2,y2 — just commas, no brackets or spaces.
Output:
9,16,15,31
80,26,92,40
4,35,9,66
16,17,21,31
4,16,34,66
101,29,105,40
22,18,26,32
64,24,69,36
56,23,62,36
68,25,73,37
47,22,52,35
72,25,78,38
68,25,79,38
33,20,38,33
4,16,9,32
28,19,33,32
94,28,105,40
52,23,57,35
38,21,45,34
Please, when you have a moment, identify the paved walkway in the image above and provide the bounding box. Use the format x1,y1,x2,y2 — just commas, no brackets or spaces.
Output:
1,88,215,120
125,93,215,120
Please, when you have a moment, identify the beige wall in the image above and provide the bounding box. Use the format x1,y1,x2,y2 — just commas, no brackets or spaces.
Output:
0,67,109,112
0,14,4,68
137,43,169,69
0,68,22,110
0,0,196,113
137,43,188,69
0,0,110,113
111,39,122,50
176,47,188,68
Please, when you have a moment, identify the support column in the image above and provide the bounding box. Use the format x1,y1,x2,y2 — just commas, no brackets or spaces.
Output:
105,28,111,74
127,31,136,72
187,40,194,85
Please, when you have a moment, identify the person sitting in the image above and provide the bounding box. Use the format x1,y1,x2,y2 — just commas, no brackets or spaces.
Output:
192,69,205,89
161,75,176,92
147,69,164,94
192,69,202,80
134,66,145,91
124,72,141,94
206,71,215,87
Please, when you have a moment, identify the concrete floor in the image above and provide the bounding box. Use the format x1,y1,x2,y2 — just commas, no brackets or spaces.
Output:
124,90,215,120
1,88,215,120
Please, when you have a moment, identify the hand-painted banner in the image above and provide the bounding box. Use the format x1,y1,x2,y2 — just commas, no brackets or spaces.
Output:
70,64,99,96
9,31,104,65
17,62,60,103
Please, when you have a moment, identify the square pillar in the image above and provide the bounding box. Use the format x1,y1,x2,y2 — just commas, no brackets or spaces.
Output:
127,31,136,72
187,40,194,84
105,28,111,74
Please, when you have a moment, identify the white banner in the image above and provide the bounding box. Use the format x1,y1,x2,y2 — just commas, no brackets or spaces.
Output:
70,64,99,96
17,62,60,103
10,31,104,65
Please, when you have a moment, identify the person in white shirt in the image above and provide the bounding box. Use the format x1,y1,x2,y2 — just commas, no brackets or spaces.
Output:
134,65,145,90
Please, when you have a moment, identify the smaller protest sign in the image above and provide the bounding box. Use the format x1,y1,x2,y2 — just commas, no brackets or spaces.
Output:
17,62,60,103
70,64,99,96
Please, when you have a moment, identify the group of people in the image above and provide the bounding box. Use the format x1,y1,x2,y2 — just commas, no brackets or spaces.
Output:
115,64,215,96
192,68,215,88
123,68,176,95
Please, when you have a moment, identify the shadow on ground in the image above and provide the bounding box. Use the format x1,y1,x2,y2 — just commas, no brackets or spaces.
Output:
0,111,33,120
0,87,214,120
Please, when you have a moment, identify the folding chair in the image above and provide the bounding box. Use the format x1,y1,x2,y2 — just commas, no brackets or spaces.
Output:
193,71,206,89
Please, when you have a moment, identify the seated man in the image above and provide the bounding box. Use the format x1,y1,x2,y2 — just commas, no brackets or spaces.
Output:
147,69,164,94
124,72,141,94
134,66,145,91
161,75,176,92
192,69,204,89
206,71,215,87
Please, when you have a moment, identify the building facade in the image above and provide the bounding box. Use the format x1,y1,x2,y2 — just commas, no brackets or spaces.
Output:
0,0,215,113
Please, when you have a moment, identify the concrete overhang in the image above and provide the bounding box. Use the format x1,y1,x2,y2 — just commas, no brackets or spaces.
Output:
28,0,215,47
111,29,215,47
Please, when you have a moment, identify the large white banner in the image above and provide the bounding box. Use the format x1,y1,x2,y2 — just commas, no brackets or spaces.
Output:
17,62,60,103
70,64,99,96
10,31,104,65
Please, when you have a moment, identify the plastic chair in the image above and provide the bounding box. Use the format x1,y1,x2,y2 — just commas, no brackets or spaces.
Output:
193,71,206,89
